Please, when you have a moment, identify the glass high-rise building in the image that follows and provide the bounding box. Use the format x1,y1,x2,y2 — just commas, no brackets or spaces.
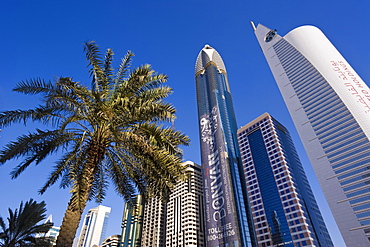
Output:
120,195,144,247
253,22,370,246
238,113,334,247
195,45,255,247
77,205,111,247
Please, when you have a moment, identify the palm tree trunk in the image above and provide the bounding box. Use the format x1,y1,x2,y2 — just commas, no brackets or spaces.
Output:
55,165,94,247
55,201,85,247
55,141,105,247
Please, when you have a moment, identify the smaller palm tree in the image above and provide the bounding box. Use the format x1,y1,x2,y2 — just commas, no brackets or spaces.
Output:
0,199,53,247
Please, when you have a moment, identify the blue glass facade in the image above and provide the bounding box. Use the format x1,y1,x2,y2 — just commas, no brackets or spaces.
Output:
238,113,334,247
195,45,255,247
247,129,293,246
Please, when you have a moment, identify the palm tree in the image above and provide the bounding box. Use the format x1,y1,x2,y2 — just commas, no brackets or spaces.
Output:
0,199,53,247
0,41,190,246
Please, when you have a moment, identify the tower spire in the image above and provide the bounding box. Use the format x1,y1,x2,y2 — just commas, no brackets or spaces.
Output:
250,21,256,31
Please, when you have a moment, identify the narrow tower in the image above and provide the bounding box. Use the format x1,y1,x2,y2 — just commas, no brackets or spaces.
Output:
195,45,255,247
120,195,144,247
253,23,370,246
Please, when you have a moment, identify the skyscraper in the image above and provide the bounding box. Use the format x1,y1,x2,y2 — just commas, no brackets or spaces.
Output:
141,197,167,246
130,161,204,247
195,45,255,247
36,215,60,245
140,150,185,246
253,22,370,246
238,113,333,247
77,205,111,247
120,195,144,247
102,235,121,247
165,161,205,247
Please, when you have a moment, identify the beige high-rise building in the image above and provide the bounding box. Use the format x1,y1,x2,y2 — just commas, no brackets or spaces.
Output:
141,196,167,246
101,234,121,247
165,161,205,247
139,161,205,247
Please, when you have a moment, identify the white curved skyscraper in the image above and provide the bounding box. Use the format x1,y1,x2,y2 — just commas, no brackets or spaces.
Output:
253,23,370,246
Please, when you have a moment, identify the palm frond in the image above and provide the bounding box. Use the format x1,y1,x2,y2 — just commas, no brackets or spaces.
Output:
45,78,88,111
121,64,155,95
0,199,51,246
103,48,114,81
0,105,61,128
137,72,169,94
13,78,54,95
38,141,85,194
90,164,109,203
84,41,107,93
105,148,137,201
0,129,72,179
138,84,173,101
116,51,134,80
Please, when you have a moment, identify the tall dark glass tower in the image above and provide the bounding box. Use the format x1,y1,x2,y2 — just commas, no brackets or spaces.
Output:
195,45,255,247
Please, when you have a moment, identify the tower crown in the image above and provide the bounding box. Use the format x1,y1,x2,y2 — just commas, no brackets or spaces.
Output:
195,44,226,74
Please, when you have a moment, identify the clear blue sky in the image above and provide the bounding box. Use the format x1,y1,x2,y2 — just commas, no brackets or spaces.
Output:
1,1,369,246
